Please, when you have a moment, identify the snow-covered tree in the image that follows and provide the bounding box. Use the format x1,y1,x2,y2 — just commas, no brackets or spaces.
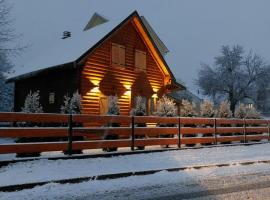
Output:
60,91,81,114
246,107,261,119
217,100,232,118
107,95,120,115
21,90,43,113
130,96,146,116
0,1,23,112
156,96,177,117
234,103,247,119
103,95,120,152
180,99,197,117
200,100,216,118
197,45,270,113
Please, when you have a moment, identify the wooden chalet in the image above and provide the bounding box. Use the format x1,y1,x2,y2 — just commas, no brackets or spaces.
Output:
7,11,185,115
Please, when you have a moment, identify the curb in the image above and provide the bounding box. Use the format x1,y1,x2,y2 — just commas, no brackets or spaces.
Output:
1,159,270,192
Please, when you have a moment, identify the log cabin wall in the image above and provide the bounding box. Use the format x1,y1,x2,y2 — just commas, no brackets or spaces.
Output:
81,19,166,116
14,65,79,113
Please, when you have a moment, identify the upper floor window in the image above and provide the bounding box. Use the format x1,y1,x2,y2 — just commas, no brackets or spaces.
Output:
135,50,146,71
112,43,125,66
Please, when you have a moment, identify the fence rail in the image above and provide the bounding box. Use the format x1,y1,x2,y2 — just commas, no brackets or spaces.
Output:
0,112,269,155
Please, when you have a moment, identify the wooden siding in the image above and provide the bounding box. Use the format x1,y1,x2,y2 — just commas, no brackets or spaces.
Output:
14,65,79,113
81,19,165,115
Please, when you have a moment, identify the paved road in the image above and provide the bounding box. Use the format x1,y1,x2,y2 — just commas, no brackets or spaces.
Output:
76,170,270,200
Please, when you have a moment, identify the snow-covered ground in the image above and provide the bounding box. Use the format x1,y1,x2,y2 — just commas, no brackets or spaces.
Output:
1,162,270,200
1,143,270,187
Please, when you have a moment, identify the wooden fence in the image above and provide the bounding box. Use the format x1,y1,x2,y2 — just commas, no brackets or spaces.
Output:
0,112,269,155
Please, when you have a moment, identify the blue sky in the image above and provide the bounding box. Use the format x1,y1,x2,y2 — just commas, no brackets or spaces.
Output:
9,0,270,93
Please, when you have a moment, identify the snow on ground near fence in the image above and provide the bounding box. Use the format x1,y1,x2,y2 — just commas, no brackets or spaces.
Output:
1,143,270,187
1,163,270,200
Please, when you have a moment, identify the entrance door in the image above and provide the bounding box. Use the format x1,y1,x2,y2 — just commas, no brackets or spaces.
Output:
100,96,109,115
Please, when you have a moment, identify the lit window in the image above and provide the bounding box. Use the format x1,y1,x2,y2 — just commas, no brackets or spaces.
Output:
135,50,146,70
49,93,55,104
112,43,125,66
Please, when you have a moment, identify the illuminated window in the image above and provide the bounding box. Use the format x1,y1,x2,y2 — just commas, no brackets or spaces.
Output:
112,43,125,66
247,103,253,109
49,93,55,104
135,50,146,70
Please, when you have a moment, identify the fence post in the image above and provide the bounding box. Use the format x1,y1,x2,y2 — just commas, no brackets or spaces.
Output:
267,120,270,142
68,114,73,155
178,117,181,148
214,118,217,145
243,118,247,143
131,116,135,151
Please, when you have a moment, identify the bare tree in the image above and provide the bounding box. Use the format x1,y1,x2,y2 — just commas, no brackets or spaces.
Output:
196,45,270,113
0,0,22,111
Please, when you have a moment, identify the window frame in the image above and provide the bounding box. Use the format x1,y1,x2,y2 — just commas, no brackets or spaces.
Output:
111,43,126,67
135,49,147,71
49,92,55,104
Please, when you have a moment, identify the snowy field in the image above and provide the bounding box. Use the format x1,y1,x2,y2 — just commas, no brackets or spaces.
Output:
1,143,270,187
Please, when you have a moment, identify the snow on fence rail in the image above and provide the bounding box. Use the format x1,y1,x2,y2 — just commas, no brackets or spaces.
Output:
0,112,269,155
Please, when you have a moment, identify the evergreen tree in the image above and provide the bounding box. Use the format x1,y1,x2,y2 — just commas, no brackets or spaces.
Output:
180,99,197,117
156,96,177,117
200,100,216,118
21,90,43,113
107,95,120,115
130,96,146,116
217,100,232,118
60,91,81,114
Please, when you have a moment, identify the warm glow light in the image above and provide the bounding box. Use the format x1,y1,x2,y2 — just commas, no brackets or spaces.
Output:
91,79,101,86
91,86,100,93
152,93,158,98
152,88,158,93
124,90,131,96
123,84,131,90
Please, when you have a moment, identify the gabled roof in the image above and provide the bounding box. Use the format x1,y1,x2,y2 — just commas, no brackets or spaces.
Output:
140,16,169,56
7,10,184,90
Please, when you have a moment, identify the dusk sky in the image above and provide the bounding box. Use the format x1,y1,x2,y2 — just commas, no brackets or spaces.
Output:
9,0,270,93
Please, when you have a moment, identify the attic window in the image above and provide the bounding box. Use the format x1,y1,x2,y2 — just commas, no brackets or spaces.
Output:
135,50,146,70
111,43,125,66
49,93,55,104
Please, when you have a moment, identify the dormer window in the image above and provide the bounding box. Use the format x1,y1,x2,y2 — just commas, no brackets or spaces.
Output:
135,50,146,71
111,43,125,66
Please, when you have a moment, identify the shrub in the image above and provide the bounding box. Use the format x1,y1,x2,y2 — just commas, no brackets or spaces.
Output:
217,100,232,118
200,100,216,118
130,96,146,116
156,96,177,148
103,95,120,152
21,90,43,113
156,96,177,117
130,96,146,150
60,91,82,114
180,99,197,117
17,90,43,157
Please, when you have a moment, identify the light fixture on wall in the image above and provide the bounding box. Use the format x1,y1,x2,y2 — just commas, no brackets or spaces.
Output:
152,93,158,98
124,88,131,96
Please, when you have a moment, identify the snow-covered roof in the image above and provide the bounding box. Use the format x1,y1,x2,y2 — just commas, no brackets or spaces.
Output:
7,11,136,81
7,10,171,83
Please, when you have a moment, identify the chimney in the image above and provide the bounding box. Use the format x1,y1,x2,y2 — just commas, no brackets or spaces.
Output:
62,31,71,39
